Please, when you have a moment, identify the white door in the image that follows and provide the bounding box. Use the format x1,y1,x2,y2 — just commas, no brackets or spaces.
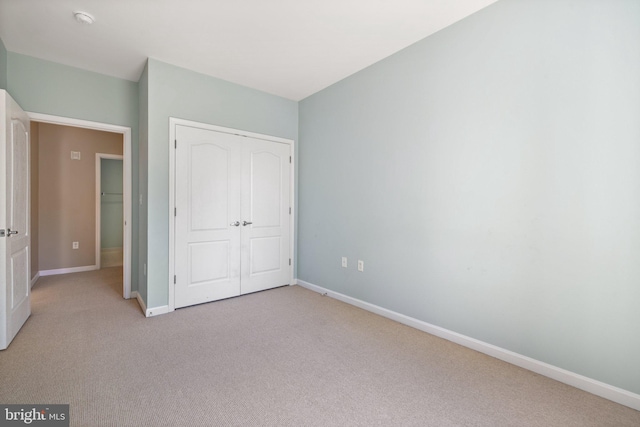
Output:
174,124,291,309
240,138,291,294
0,91,30,350
175,125,242,308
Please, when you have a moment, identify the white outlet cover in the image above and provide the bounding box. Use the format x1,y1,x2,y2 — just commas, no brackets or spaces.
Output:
72,241,79,249
342,257,347,268
357,260,364,272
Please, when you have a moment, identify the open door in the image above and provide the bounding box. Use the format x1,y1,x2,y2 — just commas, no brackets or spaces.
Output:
0,90,31,350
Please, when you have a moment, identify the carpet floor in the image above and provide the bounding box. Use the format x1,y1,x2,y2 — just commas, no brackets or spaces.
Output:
1,267,639,426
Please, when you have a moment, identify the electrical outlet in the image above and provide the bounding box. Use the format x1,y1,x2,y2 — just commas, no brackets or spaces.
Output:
342,257,348,268
72,241,79,249
357,260,364,272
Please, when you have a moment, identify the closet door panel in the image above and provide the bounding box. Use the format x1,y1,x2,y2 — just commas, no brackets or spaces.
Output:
174,126,242,308
240,138,290,294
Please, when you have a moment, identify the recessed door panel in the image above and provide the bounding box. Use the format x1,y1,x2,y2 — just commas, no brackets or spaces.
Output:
11,121,28,236
250,237,281,275
189,241,230,284
190,143,229,231
251,152,281,228
10,247,28,309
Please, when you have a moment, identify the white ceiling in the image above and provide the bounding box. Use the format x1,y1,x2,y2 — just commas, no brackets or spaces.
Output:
0,0,498,101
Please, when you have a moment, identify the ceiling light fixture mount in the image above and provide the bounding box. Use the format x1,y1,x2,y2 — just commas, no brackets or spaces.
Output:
73,11,95,25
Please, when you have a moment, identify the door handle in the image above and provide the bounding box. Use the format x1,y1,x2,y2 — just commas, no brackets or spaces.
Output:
230,221,240,227
7,229,18,235
242,221,252,226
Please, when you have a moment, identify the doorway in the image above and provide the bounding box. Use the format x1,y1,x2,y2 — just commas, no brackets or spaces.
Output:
97,155,124,269
28,113,133,299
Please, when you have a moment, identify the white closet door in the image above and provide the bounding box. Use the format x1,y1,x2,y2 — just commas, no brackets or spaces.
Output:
174,124,291,309
240,139,290,294
174,125,242,308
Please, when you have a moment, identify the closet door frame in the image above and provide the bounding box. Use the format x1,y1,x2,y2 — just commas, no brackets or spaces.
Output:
168,118,295,312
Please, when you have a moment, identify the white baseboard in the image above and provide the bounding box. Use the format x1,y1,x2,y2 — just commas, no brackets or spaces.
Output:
131,291,168,317
296,279,640,412
132,291,146,315
39,265,99,277
145,305,169,317
30,272,40,288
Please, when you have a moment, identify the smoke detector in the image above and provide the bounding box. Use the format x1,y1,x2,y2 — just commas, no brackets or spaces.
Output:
73,11,95,25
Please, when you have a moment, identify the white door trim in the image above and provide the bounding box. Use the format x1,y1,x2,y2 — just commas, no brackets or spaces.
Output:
95,153,124,271
28,112,133,299
168,117,295,312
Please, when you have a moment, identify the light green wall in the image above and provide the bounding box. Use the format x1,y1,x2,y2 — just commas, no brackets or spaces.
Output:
7,53,138,127
100,159,124,249
0,38,7,90
137,61,149,304
145,59,298,308
7,53,140,292
298,0,640,395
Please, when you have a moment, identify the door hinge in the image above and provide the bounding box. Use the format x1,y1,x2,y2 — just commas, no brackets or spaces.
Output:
289,258,291,266
0,229,5,237
289,207,291,215
175,139,177,149
174,275,176,284
174,207,177,217
289,156,291,163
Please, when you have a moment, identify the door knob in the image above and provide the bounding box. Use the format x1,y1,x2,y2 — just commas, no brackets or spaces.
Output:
242,221,252,226
7,229,18,235
230,221,240,227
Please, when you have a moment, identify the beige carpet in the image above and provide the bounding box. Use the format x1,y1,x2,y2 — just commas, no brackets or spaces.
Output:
1,268,639,426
